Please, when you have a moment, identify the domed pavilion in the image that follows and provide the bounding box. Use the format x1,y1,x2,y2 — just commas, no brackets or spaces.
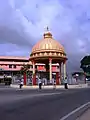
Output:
30,27,67,85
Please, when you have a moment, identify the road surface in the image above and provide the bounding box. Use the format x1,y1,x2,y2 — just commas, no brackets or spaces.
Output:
0,87,90,120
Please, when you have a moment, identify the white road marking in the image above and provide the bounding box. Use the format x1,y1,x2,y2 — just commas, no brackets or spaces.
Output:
0,92,63,105
60,102,90,120
30,92,63,97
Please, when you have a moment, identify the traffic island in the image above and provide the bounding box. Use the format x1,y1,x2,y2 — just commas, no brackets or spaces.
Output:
10,84,88,89
60,102,90,120
76,108,90,120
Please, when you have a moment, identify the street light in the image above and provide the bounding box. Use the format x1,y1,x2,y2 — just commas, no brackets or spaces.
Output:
75,74,79,83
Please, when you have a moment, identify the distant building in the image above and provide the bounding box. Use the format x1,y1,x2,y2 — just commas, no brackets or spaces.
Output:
72,72,86,84
0,56,60,76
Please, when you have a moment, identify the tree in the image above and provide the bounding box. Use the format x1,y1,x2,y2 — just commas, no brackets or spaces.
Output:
20,64,30,75
20,64,31,85
80,55,90,73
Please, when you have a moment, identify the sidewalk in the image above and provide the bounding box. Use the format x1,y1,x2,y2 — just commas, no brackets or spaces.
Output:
76,109,90,120
10,83,88,89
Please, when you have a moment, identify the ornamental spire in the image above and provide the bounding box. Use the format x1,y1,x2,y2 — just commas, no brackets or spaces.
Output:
44,26,49,32
43,26,52,38
46,26,49,31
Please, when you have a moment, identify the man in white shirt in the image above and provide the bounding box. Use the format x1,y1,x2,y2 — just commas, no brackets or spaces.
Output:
52,78,56,89
38,78,42,89
64,77,68,89
19,79,23,89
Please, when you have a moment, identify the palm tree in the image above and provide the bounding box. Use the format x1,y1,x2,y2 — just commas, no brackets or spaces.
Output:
20,63,31,85
20,64,30,74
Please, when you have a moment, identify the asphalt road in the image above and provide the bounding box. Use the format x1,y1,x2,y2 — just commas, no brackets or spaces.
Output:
0,87,90,120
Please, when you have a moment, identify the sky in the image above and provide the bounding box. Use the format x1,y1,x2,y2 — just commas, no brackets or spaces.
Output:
0,0,90,73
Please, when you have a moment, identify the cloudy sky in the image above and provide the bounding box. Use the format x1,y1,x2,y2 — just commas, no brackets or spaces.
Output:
0,0,90,72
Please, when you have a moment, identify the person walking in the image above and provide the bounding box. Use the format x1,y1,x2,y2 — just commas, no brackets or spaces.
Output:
38,78,42,89
52,78,56,89
19,79,23,89
42,78,45,88
64,77,68,89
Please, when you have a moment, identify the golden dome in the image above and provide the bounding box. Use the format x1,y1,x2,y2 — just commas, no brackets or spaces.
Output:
32,32,65,53
30,27,67,61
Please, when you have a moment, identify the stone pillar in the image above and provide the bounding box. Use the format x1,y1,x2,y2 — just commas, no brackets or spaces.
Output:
63,60,66,80
56,72,59,85
24,73,26,85
49,58,52,83
32,61,36,85
59,63,62,84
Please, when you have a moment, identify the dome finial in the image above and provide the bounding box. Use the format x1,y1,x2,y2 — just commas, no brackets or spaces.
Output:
46,26,49,31
43,26,52,38
44,26,49,32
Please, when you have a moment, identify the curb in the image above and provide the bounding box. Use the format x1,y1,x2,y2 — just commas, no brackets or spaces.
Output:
60,102,90,120
10,84,88,89
68,84,88,89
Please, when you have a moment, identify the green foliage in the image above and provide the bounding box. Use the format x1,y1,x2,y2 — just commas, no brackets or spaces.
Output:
20,64,30,75
81,56,90,65
80,55,90,73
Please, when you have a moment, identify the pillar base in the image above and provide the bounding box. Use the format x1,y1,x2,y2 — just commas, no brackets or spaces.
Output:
56,72,60,85
24,73,26,85
33,74,36,85
49,58,52,83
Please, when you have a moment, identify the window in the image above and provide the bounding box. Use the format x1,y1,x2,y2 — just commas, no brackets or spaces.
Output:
30,65,33,68
27,65,30,69
13,65,16,68
9,65,12,68
35,65,37,69
57,66,59,69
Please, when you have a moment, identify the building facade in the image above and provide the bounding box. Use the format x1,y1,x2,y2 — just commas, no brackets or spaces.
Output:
0,56,60,76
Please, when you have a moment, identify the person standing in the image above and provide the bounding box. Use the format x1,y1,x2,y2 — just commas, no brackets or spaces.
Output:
64,77,68,89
